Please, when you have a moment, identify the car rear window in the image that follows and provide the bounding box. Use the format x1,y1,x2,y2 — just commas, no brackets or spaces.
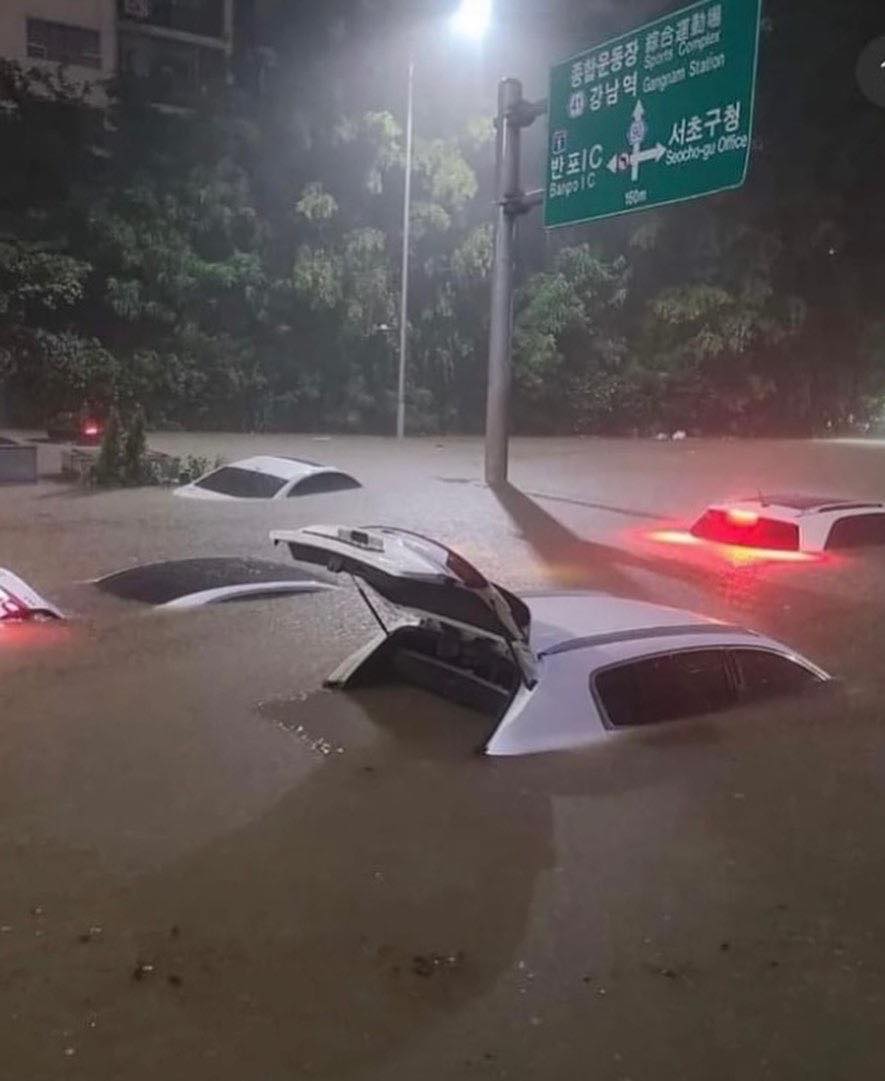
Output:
195,466,287,498
288,471,361,496
594,649,734,728
691,510,800,550
824,513,885,549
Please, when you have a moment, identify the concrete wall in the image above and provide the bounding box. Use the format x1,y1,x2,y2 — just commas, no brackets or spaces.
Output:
0,444,38,484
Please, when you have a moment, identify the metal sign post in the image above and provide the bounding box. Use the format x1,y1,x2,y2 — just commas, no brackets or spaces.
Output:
484,79,545,488
484,0,760,486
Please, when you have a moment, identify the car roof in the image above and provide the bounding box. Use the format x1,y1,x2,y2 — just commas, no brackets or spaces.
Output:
224,456,332,481
718,494,884,516
524,592,729,654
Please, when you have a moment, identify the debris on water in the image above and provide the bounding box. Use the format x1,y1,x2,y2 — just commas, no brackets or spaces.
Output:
167,974,183,987
596,986,607,997
85,1013,98,1029
78,925,103,944
0,925,12,933
132,961,155,981
169,925,181,939
655,967,679,980
529,1015,542,1026
63,1046,76,1057
411,951,465,978
30,905,44,917
720,942,731,952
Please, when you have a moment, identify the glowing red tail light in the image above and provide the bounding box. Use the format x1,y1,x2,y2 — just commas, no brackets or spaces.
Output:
82,421,100,437
0,587,29,621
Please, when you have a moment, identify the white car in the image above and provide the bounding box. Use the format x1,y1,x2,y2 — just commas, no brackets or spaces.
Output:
0,568,64,621
271,525,830,757
175,456,361,501
690,494,885,554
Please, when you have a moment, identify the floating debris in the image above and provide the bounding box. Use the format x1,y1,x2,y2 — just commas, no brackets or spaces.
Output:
411,951,465,978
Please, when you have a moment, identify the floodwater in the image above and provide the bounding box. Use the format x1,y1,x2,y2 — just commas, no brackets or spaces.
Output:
1,433,885,1080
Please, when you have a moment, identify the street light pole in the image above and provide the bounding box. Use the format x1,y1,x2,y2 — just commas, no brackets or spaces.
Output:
396,57,415,440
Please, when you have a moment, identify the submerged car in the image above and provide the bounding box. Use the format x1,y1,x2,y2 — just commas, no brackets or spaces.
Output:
0,568,64,621
690,495,885,554
271,525,830,756
175,456,361,501
93,557,334,608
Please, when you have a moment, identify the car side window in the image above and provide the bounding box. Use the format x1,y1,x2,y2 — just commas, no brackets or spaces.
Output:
733,649,820,701
288,472,361,497
594,649,734,728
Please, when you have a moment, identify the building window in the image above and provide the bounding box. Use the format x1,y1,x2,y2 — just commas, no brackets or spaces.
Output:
26,20,102,70
119,32,227,105
117,0,226,40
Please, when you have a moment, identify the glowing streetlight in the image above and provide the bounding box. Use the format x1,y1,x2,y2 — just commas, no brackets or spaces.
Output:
450,0,492,40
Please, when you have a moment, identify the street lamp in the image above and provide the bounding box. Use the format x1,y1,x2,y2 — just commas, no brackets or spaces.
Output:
396,2,491,439
450,0,492,39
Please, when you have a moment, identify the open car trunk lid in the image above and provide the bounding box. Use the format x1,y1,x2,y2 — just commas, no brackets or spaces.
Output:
271,525,536,686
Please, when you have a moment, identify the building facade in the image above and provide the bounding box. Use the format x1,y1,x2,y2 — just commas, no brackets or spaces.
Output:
0,0,234,104
117,0,234,106
0,1,117,86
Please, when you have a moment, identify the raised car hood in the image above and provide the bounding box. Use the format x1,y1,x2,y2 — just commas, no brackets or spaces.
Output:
271,525,536,683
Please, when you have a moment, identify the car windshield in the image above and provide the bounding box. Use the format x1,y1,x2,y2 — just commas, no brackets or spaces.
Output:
195,466,288,498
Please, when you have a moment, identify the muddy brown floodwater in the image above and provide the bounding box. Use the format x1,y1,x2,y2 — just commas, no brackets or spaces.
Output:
1,433,885,1080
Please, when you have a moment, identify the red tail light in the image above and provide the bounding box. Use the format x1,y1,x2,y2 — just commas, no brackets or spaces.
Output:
0,588,29,621
82,421,100,437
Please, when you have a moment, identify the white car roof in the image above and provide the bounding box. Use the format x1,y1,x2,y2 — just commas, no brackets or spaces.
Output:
524,592,725,654
224,456,330,480
708,494,884,520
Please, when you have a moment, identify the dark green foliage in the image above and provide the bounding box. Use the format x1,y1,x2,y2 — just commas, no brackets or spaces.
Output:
122,405,148,485
94,405,123,485
2,0,885,437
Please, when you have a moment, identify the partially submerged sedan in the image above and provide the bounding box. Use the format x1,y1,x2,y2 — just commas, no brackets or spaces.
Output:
690,495,885,554
272,525,830,756
175,456,361,501
0,568,64,621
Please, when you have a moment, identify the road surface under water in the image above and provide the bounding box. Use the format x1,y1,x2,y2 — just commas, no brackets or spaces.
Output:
1,434,884,1080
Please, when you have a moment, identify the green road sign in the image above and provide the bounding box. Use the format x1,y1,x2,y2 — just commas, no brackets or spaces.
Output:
545,0,761,228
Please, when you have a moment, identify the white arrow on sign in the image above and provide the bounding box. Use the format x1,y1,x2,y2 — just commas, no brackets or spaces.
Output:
606,99,666,182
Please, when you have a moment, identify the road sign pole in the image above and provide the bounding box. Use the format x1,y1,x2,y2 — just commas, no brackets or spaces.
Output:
485,80,546,488
485,78,521,487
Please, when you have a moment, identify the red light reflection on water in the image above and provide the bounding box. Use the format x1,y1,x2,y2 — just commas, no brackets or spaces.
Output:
0,619,71,653
645,529,821,567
